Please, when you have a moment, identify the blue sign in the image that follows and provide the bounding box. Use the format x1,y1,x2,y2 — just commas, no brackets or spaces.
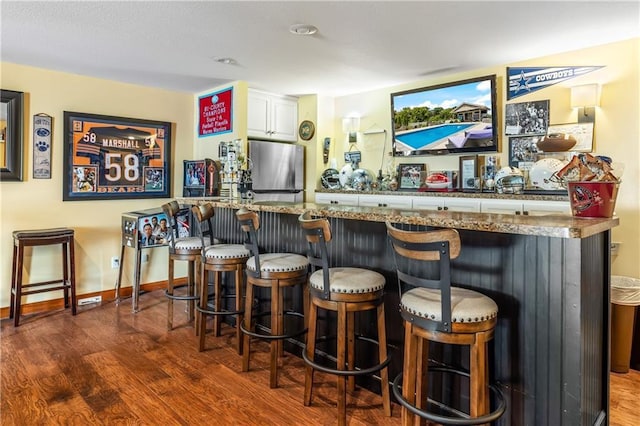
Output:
507,66,604,100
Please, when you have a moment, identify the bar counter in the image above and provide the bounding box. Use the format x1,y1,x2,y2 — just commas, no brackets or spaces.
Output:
181,197,618,425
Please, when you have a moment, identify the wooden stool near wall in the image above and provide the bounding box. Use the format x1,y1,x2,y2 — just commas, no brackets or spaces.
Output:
191,203,250,353
162,201,202,331
10,228,77,327
236,208,309,388
386,222,506,426
299,212,391,426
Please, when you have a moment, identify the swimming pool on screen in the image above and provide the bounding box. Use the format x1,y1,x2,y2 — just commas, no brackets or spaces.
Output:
395,123,474,150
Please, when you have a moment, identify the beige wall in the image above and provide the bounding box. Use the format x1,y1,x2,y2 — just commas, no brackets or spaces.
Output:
331,38,639,278
0,63,195,307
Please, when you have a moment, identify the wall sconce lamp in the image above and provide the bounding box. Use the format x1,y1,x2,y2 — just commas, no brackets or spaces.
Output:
342,116,360,143
571,83,600,123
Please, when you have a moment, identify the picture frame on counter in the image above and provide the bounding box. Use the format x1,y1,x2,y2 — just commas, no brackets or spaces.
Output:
62,111,172,201
398,163,426,190
459,154,479,191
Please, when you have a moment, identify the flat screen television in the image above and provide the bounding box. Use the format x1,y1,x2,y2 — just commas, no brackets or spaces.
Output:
390,75,498,156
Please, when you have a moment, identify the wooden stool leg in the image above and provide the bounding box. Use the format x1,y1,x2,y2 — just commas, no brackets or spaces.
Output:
213,270,222,337
402,322,419,426
377,303,391,416
415,337,429,426
270,280,281,388
198,267,209,352
9,243,18,320
13,244,25,327
188,259,195,324
62,241,69,308
167,258,175,330
235,265,244,355
242,281,254,372
68,236,77,315
303,301,318,406
470,332,489,422
337,302,348,426
347,310,356,393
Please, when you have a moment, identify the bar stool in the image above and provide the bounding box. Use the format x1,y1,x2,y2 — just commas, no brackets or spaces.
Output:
385,222,506,425
236,208,309,388
162,201,201,331
299,212,391,425
10,228,77,327
191,203,250,353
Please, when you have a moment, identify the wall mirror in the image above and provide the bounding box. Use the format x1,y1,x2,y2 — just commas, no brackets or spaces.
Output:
1,89,25,181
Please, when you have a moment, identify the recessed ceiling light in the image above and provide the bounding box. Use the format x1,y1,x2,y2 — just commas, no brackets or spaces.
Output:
213,57,236,65
289,24,318,36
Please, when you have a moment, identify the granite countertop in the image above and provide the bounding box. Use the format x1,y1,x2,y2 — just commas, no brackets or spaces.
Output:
315,188,570,201
179,197,618,239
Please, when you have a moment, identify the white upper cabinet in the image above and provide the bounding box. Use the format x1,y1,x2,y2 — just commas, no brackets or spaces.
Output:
248,89,298,142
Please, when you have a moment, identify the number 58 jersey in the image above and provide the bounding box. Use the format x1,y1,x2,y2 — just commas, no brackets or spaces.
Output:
75,126,161,188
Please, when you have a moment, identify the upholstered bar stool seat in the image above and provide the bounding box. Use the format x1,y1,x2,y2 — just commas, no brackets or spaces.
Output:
401,287,498,324
162,201,202,331
386,222,506,426
192,203,250,354
300,212,391,426
236,208,309,389
10,228,77,326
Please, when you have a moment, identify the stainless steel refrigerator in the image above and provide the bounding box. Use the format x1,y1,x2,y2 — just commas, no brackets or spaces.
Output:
248,140,304,203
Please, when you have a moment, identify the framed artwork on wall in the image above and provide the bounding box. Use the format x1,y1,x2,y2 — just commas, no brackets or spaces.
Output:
505,100,550,136
63,111,172,201
546,122,594,152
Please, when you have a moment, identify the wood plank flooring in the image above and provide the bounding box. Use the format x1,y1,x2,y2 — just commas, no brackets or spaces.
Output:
2,290,639,425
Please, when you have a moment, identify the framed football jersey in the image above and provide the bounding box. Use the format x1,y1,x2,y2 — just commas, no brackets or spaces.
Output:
63,111,171,201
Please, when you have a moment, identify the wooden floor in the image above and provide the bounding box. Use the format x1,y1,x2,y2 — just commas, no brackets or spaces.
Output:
1,290,639,425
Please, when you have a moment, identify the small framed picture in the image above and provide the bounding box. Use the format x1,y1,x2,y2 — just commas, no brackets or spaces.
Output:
398,163,426,190
459,155,479,191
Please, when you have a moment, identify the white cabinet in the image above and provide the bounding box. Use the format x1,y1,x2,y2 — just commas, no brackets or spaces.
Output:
521,200,571,216
481,199,570,215
358,194,413,209
315,193,359,205
481,199,523,215
248,89,298,142
412,196,481,212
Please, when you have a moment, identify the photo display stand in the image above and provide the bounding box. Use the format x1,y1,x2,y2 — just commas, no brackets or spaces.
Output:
183,158,222,197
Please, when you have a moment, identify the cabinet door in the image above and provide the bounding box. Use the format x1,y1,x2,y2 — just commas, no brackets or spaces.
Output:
247,91,270,138
248,90,298,142
315,193,358,206
481,199,524,215
358,194,412,209
412,197,446,211
522,200,571,216
444,198,481,212
270,96,298,142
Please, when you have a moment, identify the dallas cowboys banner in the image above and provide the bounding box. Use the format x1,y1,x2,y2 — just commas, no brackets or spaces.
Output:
507,66,603,100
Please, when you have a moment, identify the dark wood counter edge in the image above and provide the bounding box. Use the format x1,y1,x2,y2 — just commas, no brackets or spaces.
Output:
315,188,570,201
179,198,619,239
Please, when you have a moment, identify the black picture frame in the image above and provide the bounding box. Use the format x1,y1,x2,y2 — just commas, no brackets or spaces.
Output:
1,89,24,182
508,135,543,168
398,163,425,190
505,100,550,136
63,111,172,201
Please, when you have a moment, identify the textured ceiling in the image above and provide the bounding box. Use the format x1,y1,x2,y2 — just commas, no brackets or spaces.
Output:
1,1,639,97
